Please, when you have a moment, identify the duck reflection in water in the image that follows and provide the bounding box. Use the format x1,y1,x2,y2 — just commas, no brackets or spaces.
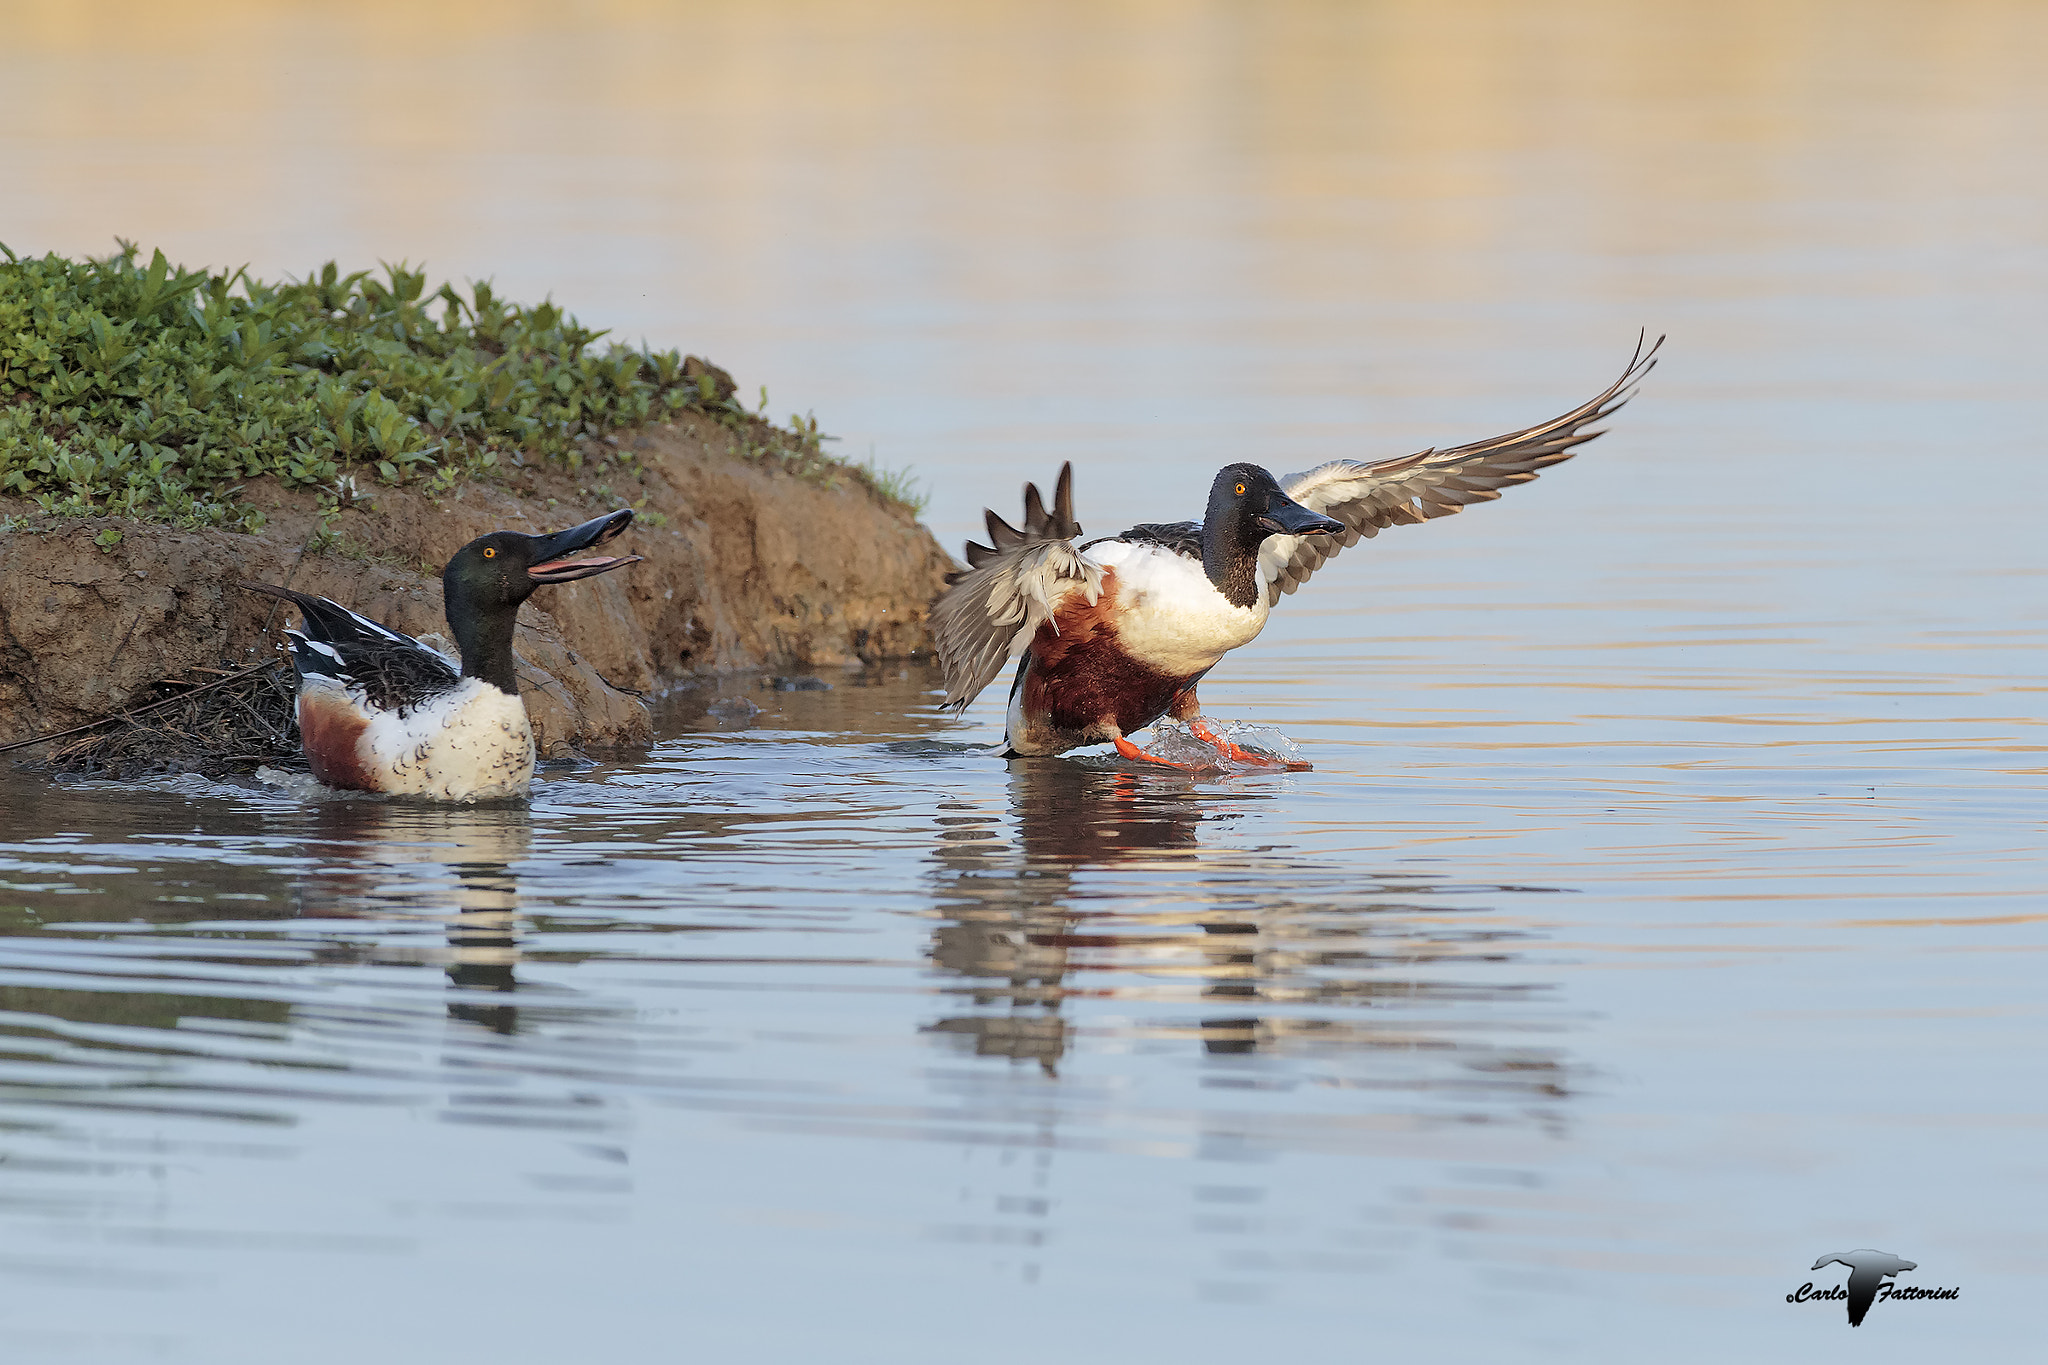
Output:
925,764,1195,1072
924,763,1575,1121
926,762,1287,1074
293,798,532,1034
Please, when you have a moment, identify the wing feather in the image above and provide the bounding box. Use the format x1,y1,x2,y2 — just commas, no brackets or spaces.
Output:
1258,335,1661,605
241,582,460,713
931,463,1102,711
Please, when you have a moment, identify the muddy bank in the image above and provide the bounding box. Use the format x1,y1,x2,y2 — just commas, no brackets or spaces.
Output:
0,410,955,756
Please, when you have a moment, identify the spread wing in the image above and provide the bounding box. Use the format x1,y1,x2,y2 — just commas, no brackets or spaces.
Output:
1258,335,1661,605
930,463,1103,711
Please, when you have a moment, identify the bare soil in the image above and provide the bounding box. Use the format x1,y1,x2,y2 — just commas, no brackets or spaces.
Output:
0,412,955,758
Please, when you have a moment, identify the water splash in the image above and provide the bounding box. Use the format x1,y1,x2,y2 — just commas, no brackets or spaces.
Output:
1133,717,1309,772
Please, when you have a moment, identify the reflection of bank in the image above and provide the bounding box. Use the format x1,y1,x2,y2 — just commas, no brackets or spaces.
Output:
293,798,533,1034
922,761,1572,1118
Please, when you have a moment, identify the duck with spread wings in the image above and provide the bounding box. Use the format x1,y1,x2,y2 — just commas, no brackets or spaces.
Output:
930,339,1660,765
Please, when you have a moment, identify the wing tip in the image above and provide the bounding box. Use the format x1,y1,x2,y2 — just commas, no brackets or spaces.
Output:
962,463,1084,563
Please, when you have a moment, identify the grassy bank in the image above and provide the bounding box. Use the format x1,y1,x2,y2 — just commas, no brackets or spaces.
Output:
0,242,919,533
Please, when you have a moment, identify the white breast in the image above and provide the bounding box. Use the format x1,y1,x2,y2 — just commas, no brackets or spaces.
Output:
362,678,536,800
1082,540,1268,676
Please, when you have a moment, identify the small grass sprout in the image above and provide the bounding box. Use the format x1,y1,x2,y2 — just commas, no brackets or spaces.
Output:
851,448,928,515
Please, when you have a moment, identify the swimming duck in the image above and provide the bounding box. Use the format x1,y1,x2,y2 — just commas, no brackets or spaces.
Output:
932,340,1659,764
242,510,641,799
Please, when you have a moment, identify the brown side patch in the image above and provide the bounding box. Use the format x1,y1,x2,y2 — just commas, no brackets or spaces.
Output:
297,690,380,791
1167,680,1205,721
1023,571,1194,736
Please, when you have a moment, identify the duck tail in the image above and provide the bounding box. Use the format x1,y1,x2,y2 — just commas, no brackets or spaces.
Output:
932,463,1098,712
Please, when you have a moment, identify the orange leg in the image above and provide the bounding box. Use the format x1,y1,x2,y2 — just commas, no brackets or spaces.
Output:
1186,716,1312,772
1187,716,1273,765
1113,735,1196,769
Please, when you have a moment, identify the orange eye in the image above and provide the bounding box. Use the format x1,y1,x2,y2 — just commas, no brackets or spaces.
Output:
483,547,497,558
1234,482,1246,496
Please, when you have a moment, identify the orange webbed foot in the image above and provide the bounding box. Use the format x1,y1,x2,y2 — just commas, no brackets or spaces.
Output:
1113,735,1198,769
1188,718,1312,772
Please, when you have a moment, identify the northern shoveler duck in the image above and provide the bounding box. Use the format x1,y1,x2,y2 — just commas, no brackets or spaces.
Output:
932,340,1660,764
242,510,641,799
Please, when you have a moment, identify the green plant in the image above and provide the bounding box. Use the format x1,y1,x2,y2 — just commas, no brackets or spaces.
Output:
0,242,919,529
851,453,928,515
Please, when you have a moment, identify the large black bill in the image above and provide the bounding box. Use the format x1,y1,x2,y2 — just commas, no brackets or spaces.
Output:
1256,499,1345,538
526,509,643,583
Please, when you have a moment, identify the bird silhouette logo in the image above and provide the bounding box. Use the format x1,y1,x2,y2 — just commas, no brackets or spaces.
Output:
1810,1249,1918,1326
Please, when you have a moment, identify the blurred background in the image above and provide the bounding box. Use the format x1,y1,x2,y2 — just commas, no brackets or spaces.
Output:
8,0,2042,554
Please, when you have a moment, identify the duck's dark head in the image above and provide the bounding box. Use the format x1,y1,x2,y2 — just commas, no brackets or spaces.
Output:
442,509,641,693
1201,464,1344,607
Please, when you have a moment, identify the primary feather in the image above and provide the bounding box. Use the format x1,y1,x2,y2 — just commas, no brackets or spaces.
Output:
931,463,1102,710
241,581,460,714
1258,335,1661,604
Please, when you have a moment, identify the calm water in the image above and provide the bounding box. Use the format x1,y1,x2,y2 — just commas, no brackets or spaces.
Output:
2,2,2045,1360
